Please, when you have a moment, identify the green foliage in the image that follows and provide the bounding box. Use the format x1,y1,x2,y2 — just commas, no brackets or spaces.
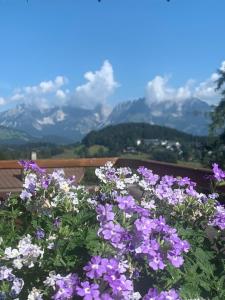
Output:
82,123,201,152
210,68,225,133
81,167,99,185
151,148,178,163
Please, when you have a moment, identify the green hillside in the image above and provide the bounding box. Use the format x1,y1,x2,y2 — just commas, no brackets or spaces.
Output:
0,125,34,144
82,123,204,150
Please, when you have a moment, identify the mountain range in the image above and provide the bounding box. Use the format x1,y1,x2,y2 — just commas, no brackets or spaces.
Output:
0,97,213,144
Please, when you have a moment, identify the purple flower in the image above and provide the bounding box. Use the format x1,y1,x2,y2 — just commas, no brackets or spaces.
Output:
208,193,219,200
160,175,177,186
53,217,61,229
20,190,32,201
53,273,78,300
133,205,150,217
138,166,159,185
167,253,184,268
100,293,114,300
76,281,100,300
135,217,157,236
143,288,180,300
35,228,45,240
11,278,24,296
105,168,118,182
135,239,159,256
177,176,195,187
104,258,126,275
19,160,45,174
104,273,133,298
0,266,14,281
96,204,115,224
209,204,225,230
185,185,199,198
212,163,225,182
116,195,135,211
98,221,127,249
83,256,107,279
149,253,166,270
41,178,50,189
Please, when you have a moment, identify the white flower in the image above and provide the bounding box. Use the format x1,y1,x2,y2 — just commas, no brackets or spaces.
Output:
139,179,152,191
24,173,37,189
4,235,44,269
141,199,156,210
129,292,142,300
27,287,43,300
4,247,19,259
116,180,126,190
87,198,97,206
43,271,62,289
47,234,57,249
59,182,70,192
13,258,23,269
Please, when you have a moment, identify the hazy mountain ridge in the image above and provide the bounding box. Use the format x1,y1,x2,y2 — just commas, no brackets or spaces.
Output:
0,97,213,144
105,98,212,136
0,103,106,142
0,125,36,144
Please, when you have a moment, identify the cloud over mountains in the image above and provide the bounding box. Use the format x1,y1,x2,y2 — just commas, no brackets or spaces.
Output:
0,60,118,111
0,60,224,111
145,61,225,106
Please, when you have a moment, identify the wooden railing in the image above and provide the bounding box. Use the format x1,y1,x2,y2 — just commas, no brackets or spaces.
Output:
0,157,119,169
0,157,214,191
115,158,213,191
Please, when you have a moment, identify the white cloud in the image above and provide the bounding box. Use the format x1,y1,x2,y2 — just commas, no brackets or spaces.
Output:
6,76,68,110
74,60,119,108
146,75,192,106
145,63,225,106
56,89,66,100
25,76,66,95
11,93,24,101
193,74,218,103
220,60,225,71
0,61,118,111
0,97,5,106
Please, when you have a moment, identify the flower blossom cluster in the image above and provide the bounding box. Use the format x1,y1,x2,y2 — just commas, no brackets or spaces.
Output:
44,257,181,300
137,166,201,205
0,266,24,298
44,260,134,300
97,195,190,271
95,162,139,191
212,163,225,182
3,235,44,269
19,160,88,214
143,288,180,300
44,272,78,300
27,287,44,300
209,204,225,230
1,160,225,299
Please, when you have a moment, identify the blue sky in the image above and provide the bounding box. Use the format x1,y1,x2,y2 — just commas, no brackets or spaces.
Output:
0,0,225,110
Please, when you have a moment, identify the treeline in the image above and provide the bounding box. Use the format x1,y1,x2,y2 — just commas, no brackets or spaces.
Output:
81,123,225,167
0,143,64,160
82,123,204,150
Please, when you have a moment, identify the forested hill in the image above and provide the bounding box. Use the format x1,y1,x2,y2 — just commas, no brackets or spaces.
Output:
82,123,204,150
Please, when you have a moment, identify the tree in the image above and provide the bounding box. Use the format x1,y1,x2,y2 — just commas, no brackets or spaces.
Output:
210,67,225,134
